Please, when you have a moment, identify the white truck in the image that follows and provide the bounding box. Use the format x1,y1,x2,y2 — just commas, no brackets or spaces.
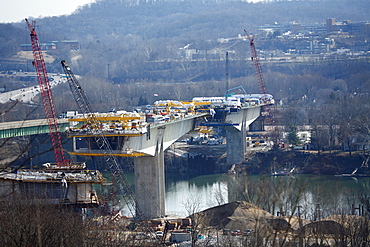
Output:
59,111,78,118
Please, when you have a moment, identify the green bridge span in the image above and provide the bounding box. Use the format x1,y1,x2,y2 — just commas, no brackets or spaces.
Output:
0,119,69,138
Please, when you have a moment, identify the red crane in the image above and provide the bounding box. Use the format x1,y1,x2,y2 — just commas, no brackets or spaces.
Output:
244,29,274,126
26,19,69,166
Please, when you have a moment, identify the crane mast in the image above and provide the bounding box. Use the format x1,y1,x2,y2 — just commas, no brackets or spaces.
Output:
61,60,166,245
61,60,143,219
26,19,69,166
244,29,274,126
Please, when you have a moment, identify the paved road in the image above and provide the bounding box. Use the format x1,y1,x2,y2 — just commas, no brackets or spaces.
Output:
0,73,66,104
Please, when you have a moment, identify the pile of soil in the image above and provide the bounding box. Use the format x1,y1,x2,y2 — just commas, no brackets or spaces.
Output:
191,201,367,236
192,201,282,231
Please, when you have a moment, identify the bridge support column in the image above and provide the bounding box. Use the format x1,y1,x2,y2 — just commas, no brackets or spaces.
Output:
134,150,165,219
226,128,246,165
225,109,248,165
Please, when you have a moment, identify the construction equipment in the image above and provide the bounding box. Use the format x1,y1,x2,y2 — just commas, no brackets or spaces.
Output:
26,19,70,167
61,60,139,214
61,60,165,245
244,29,275,126
67,112,148,138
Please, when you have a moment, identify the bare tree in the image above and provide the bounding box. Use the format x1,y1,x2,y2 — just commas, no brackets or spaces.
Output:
0,196,87,246
183,195,204,246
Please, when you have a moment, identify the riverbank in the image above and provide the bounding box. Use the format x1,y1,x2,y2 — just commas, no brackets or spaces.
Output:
244,149,370,176
166,143,370,177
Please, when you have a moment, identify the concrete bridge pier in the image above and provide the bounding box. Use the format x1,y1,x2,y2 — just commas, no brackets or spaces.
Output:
134,130,166,219
225,110,248,165
128,116,203,218
225,128,246,165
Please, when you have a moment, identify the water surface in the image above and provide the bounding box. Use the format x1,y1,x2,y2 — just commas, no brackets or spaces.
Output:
164,173,370,218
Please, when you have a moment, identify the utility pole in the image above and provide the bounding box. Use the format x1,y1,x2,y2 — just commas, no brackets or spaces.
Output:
225,52,229,99
107,63,110,80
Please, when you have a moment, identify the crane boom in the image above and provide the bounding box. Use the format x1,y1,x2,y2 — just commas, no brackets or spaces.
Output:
244,29,274,126
61,60,143,219
61,61,166,245
26,19,69,166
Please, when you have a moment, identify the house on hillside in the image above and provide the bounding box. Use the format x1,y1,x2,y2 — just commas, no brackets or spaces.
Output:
21,42,57,51
20,40,79,51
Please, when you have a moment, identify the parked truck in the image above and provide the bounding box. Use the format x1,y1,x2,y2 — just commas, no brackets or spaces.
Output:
58,111,78,118
170,232,191,243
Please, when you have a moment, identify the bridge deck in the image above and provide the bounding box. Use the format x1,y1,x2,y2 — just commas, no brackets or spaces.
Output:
0,104,263,139
0,118,69,138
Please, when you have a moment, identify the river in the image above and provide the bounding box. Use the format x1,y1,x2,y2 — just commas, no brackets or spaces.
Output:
116,173,370,219
164,173,370,219
165,173,229,217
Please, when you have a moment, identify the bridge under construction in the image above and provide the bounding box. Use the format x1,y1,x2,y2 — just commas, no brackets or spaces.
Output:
0,20,274,221
0,94,269,218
